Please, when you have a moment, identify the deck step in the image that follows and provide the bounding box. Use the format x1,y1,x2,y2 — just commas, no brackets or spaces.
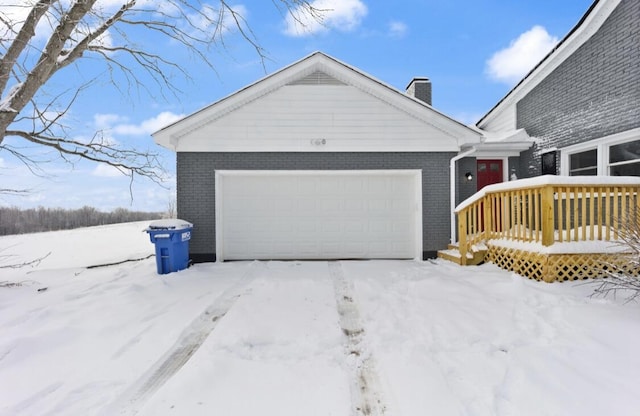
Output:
437,247,487,266
437,249,465,265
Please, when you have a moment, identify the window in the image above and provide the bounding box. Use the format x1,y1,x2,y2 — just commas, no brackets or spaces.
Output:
542,151,557,175
569,149,597,176
561,128,640,177
609,139,640,176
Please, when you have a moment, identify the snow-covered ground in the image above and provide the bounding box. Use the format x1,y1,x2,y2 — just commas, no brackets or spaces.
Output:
1,222,639,416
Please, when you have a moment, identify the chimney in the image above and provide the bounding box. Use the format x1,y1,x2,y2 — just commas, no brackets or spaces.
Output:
406,77,432,105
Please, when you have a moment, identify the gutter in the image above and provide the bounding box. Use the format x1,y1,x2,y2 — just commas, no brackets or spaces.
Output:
450,147,477,244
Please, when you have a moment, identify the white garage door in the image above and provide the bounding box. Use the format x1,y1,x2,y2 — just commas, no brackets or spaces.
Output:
215,170,422,261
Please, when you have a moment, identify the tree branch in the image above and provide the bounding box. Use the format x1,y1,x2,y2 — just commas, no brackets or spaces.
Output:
0,188,31,195
56,1,136,71
0,0,325,196
6,129,165,184
0,0,99,144
0,0,55,94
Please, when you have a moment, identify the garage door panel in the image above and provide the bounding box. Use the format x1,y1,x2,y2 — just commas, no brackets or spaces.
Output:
344,199,364,211
296,198,317,211
366,177,390,193
320,199,342,211
344,178,365,194
344,220,365,233
216,170,421,260
317,178,341,193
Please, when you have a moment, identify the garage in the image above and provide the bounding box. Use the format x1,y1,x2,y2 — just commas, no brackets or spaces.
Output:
215,170,422,261
154,52,483,262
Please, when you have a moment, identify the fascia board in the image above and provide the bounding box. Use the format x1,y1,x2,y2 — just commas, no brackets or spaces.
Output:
474,142,534,157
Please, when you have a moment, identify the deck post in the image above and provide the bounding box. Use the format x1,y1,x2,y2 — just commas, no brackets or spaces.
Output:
483,195,492,239
459,212,468,266
541,185,555,247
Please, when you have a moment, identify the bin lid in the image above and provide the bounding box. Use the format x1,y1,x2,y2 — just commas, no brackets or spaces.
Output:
146,219,193,231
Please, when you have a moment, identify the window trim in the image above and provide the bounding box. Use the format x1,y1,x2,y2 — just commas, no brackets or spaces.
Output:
560,127,640,176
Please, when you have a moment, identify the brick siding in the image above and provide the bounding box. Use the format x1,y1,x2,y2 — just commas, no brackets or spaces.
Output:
177,152,455,261
516,0,640,176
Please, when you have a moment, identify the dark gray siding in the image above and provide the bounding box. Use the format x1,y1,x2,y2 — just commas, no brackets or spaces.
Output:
177,152,455,261
508,156,521,179
516,0,640,177
456,157,477,204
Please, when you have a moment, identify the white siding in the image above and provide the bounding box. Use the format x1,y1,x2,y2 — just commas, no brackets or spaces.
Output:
479,106,516,132
175,85,461,152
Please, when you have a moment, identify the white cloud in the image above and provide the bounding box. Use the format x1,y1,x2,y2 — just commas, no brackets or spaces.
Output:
0,1,32,22
196,4,248,36
0,1,116,57
388,20,407,38
95,0,131,10
451,111,484,126
0,0,54,41
111,111,185,136
486,25,559,84
89,27,113,50
284,0,367,37
94,113,126,129
91,163,128,178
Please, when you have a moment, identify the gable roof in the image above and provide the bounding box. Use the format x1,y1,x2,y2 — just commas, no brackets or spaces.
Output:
153,51,481,152
477,0,619,130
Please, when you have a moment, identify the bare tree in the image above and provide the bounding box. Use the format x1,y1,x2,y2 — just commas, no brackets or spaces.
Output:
0,0,322,187
591,206,640,303
165,198,176,219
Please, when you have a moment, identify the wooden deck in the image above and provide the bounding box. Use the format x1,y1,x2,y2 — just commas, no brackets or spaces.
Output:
438,176,640,282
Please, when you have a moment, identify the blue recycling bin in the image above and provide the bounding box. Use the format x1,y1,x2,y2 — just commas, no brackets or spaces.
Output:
145,219,193,274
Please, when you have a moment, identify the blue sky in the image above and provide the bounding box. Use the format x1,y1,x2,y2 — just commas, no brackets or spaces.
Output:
1,0,594,212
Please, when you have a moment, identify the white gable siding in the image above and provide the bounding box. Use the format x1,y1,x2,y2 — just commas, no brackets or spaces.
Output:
478,106,516,133
174,85,461,152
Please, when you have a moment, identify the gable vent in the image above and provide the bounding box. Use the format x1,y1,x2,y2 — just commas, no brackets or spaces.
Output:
287,71,346,86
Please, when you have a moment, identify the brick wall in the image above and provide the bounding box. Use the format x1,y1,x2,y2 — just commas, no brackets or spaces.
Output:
516,0,640,176
177,152,455,261
456,157,477,203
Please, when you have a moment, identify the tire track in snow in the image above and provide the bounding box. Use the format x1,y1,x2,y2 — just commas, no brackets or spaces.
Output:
104,261,262,416
329,261,386,416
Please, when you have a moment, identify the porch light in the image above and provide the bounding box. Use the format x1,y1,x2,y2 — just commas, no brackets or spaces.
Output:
465,172,474,181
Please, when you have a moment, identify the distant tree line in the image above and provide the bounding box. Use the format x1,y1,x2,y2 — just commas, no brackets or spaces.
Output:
0,206,163,236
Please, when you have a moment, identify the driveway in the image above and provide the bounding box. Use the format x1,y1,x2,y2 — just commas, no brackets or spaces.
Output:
2,253,640,416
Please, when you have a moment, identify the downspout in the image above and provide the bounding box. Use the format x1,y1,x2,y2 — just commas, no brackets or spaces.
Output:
450,147,477,244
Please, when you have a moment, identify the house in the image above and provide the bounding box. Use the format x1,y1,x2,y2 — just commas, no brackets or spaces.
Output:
441,0,640,281
478,0,639,180
153,0,638,270
152,52,483,262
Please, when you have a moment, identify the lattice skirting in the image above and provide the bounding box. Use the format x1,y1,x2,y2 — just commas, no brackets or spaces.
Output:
485,244,640,283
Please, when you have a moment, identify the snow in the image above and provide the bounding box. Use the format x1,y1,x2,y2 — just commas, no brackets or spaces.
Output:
456,175,640,212
488,236,629,254
481,128,532,143
2,222,640,415
146,219,193,230
0,82,21,113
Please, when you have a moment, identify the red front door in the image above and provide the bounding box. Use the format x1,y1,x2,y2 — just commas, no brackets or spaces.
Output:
477,159,503,191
